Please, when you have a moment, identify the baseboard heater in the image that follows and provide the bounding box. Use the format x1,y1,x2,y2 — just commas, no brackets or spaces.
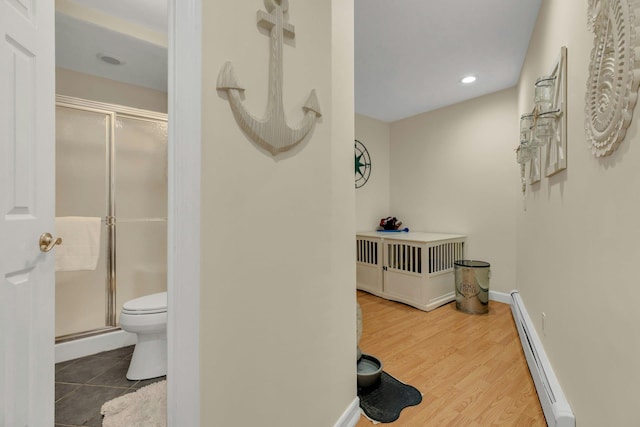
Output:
510,291,575,427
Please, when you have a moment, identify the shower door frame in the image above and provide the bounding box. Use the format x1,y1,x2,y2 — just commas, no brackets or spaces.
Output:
55,95,168,343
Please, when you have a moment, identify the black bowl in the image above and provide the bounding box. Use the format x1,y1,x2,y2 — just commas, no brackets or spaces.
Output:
357,353,383,388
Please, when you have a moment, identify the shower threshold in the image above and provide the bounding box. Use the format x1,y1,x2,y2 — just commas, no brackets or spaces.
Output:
55,326,121,344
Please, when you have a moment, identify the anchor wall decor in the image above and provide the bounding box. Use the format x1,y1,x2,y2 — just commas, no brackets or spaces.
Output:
217,0,322,155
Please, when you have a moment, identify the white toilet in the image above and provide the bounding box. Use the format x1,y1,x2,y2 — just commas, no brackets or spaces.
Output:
119,291,167,380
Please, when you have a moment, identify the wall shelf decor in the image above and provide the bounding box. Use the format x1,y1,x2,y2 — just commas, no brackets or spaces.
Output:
516,46,567,192
544,47,567,177
217,0,322,155
585,0,640,157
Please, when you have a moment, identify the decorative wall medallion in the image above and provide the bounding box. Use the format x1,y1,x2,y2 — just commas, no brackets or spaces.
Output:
585,0,640,157
217,0,322,155
355,140,371,188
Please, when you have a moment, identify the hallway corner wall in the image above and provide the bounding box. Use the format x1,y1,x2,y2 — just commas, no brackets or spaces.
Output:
355,114,390,231
516,0,640,424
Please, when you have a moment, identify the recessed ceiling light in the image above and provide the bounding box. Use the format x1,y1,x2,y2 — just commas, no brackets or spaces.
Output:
97,53,124,66
460,75,477,84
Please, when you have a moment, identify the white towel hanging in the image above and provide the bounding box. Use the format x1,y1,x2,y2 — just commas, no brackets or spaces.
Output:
55,217,102,272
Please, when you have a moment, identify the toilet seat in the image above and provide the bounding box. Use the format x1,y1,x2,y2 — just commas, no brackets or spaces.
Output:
122,291,167,315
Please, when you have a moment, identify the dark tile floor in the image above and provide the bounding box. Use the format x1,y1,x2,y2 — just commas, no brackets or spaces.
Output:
55,345,165,427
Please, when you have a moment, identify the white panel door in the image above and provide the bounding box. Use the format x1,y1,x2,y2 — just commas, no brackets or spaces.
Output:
0,0,55,425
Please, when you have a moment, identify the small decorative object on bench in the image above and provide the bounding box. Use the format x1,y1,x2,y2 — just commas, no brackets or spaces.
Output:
378,216,402,230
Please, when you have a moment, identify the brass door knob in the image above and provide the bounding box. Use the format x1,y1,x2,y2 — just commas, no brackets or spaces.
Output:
39,233,62,252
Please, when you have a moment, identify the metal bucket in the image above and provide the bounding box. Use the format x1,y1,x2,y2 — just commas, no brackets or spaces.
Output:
454,260,490,314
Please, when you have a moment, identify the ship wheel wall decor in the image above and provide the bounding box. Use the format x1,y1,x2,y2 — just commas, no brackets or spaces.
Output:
585,0,640,157
355,140,371,189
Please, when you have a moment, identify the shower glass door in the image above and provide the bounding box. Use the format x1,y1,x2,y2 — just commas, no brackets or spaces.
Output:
55,105,110,338
114,115,168,322
55,96,167,341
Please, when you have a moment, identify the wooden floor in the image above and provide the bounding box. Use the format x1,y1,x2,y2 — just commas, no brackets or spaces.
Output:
356,291,546,427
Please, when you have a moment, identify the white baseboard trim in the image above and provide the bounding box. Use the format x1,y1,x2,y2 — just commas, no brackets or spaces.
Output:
510,291,575,427
333,397,361,427
55,330,137,363
489,290,512,304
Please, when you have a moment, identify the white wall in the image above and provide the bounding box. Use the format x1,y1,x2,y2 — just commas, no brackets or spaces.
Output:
355,114,390,231
200,1,356,426
517,1,640,425
56,67,168,113
388,88,519,293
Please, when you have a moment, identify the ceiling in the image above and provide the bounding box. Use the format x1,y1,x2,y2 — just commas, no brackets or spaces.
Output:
55,0,542,122
355,0,541,122
55,0,168,93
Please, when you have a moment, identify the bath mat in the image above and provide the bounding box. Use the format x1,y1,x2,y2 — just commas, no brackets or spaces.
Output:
358,372,422,423
101,380,166,427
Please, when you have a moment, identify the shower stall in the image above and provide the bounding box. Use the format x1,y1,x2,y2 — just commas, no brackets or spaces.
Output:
55,95,168,342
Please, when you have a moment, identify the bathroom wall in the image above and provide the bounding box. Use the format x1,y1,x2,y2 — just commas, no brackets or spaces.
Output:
516,0,640,425
56,67,167,113
355,114,390,231
200,1,356,426
388,88,519,294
